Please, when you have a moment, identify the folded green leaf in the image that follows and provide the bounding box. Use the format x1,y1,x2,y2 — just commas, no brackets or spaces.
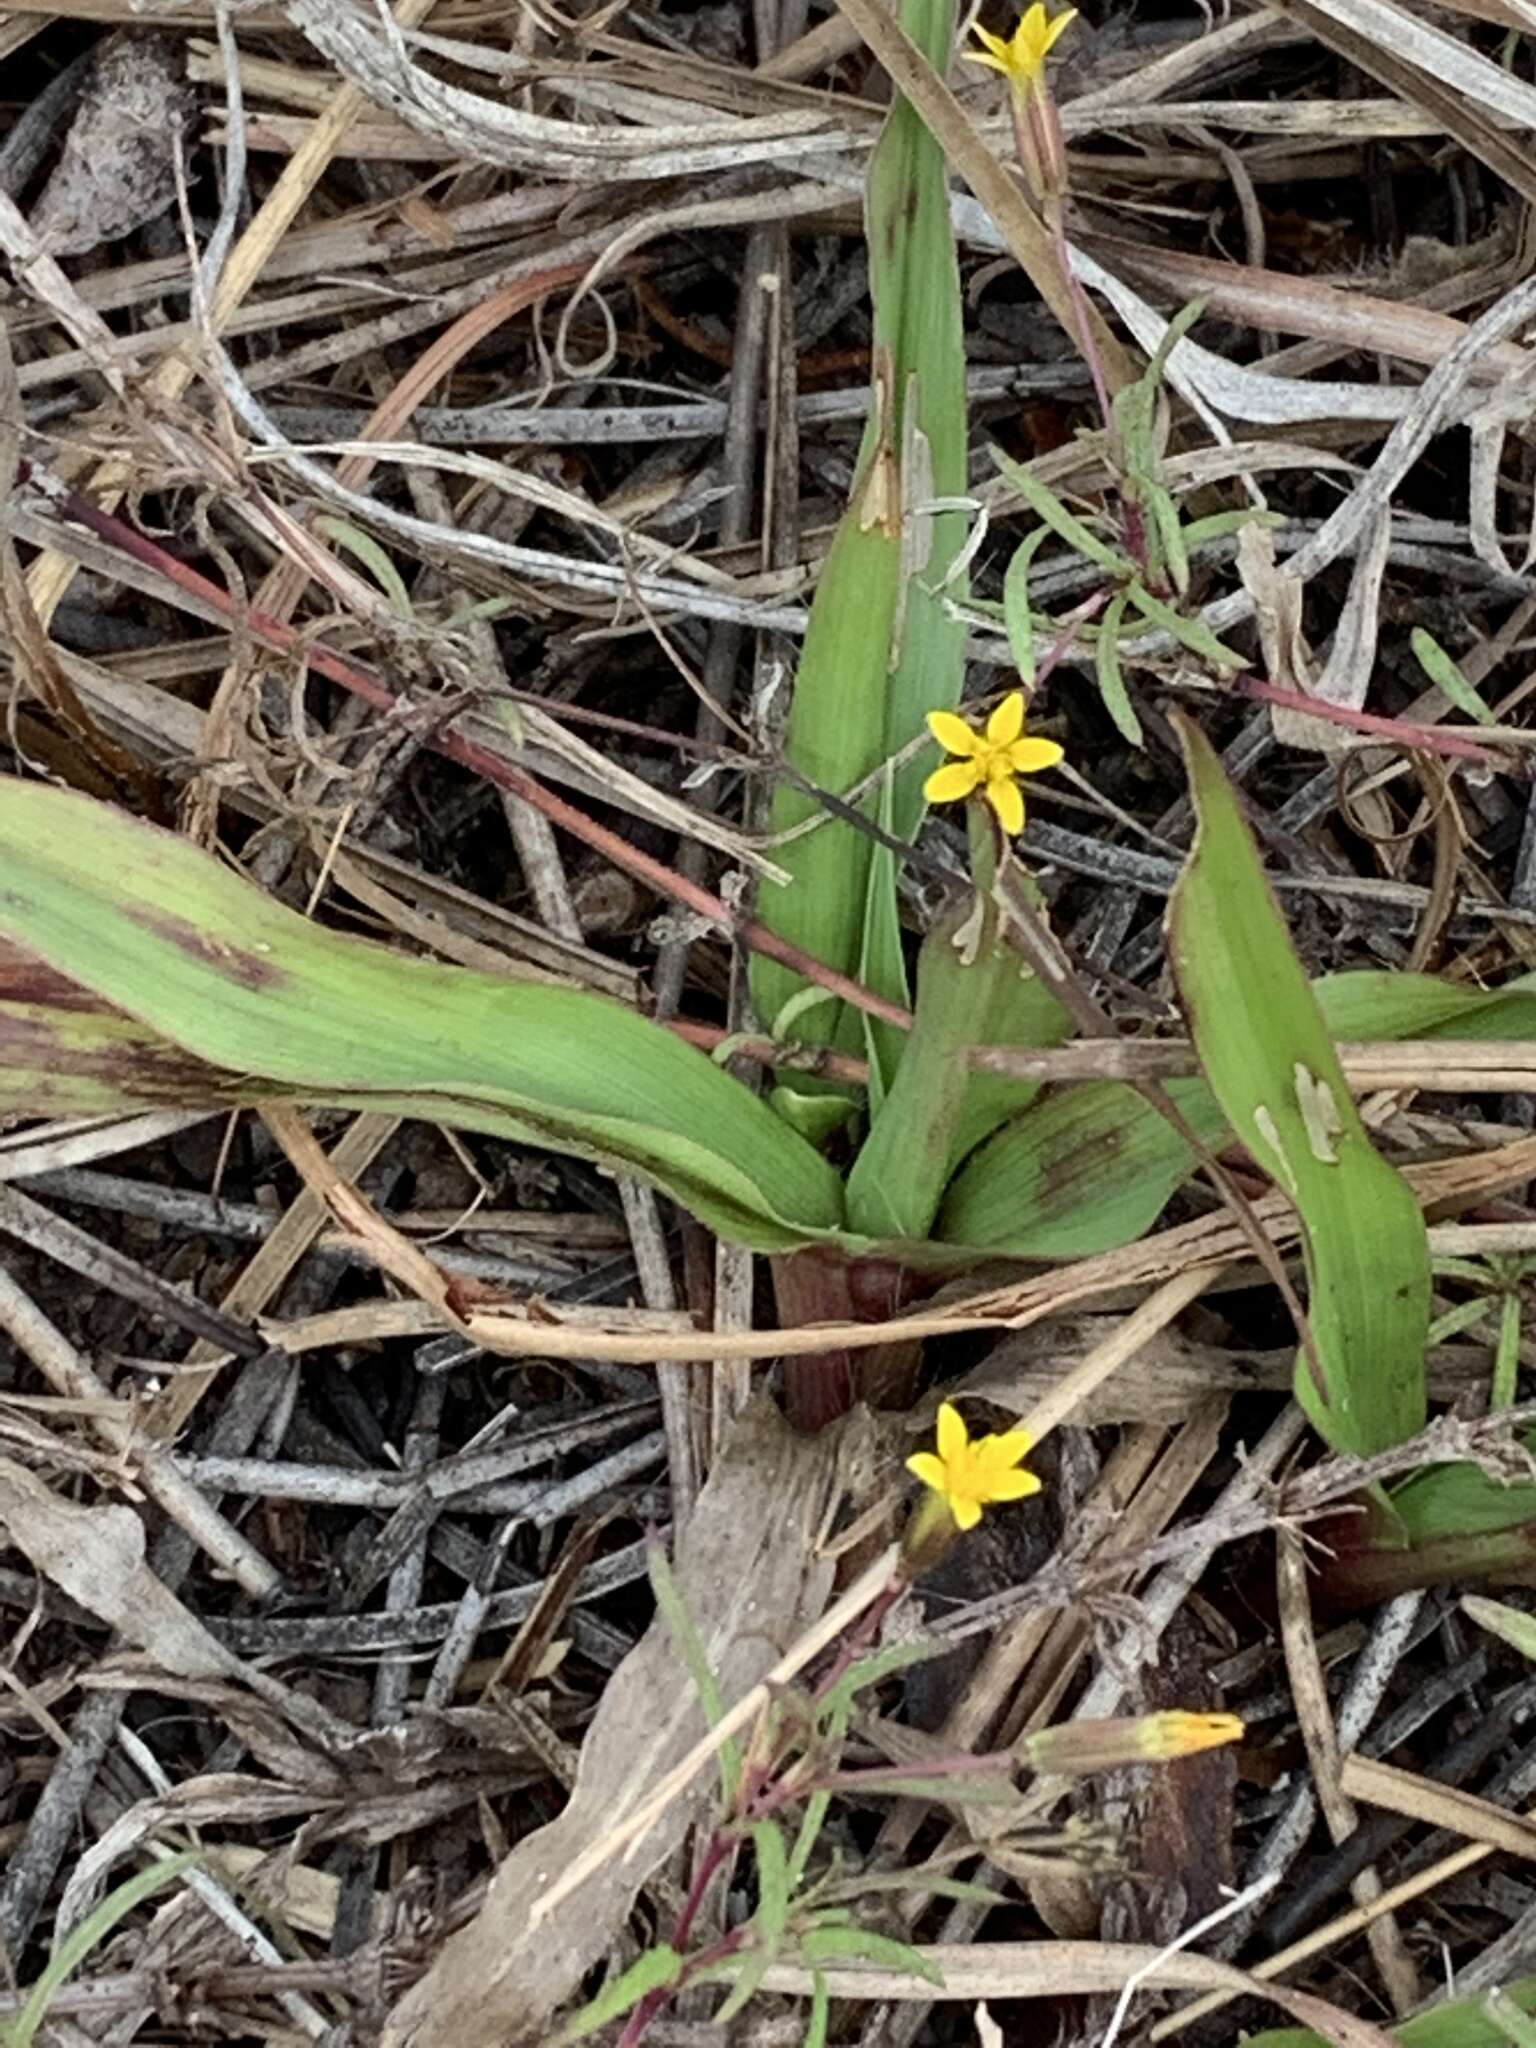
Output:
0,778,845,1251
936,1075,1226,1258
846,897,1070,1241
1389,1456,1536,1545
936,964,1536,1263
1167,712,1429,1456
0,997,251,1120
751,0,967,1053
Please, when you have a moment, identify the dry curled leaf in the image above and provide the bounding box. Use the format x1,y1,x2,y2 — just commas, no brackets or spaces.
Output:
0,1457,232,1680
30,33,194,259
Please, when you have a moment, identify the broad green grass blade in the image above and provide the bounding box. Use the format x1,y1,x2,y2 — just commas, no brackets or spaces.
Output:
1167,711,1429,1455
845,900,1070,1241
0,778,845,1251
936,1075,1226,1257
937,964,1536,1262
1312,968,1536,1039
751,0,966,1048
1389,1455,1536,1544
0,999,253,1118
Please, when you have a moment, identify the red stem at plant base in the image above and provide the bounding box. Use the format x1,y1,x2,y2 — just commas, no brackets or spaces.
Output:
29,473,913,1038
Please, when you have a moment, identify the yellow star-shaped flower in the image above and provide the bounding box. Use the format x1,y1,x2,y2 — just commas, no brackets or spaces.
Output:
923,691,1064,837
967,3,1077,91
906,1400,1041,1533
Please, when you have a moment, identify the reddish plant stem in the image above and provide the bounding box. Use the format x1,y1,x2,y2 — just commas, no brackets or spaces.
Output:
1033,588,1105,692
1236,673,1503,764
615,1925,751,2048
34,475,914,1035
616,1563,910,2046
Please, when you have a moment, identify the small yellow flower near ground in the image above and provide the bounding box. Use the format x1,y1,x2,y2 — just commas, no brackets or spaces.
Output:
906,1399,1041,1532
967,2,1077,94
923,692,1064,836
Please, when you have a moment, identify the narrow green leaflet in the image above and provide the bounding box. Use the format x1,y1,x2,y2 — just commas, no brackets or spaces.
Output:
554,1944,683,2043
1411,626,1497,725
313,515,414,620
798,1923,945,1984
1166,711,1429,1456
1002,528,1052,687
0,777,845,1252
1094,590,1141,746
647,1541,740,1804
3,1852,199,2048
804,1971,830,2048
991,446,1134,578
750,1818,792,1944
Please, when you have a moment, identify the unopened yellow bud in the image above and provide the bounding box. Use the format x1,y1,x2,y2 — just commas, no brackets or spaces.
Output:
1138,1711,1246,1759
1022,1711,1244,1777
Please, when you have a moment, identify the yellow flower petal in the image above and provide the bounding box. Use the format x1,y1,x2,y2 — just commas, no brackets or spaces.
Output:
906,1451,949,1491
986,776,1025,836
924,759,983,805
966,23,1014,65
936,1400,968,1465
976,1468,1042,1502
1008,735,1065,774
985,692,1025,747
926,709,981,757
951,1496,984,1532
1041,5,1078,55
976,1427,1035,1470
